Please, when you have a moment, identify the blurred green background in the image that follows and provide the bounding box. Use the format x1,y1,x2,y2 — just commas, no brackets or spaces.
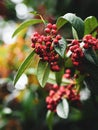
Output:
0,0,98,130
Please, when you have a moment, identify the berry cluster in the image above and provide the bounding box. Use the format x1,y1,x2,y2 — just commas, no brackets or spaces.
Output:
31,23,62,71
69,40,84,67
83,34,98,50
68,35,98,69
46,84,80,112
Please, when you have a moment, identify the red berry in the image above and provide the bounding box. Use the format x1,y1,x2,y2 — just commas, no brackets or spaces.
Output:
47,104,52,109
46,36,52,41
53,84,59,90
46,96,50,103
73,61,79,66
38,38,43,43
46,23,52,29
72,53,78,59
57,91,63,96
70,45,79,52
65,69,71,74
52,24,57,30
51,29,57,35
63,74,70,79
50,46,53,51
56,34,61,40
53,39,58,44
83,43,89,49
46,41,51,46
65,89,70,97
71,40,79,45
31,43,35,48
33,32,39,36
49,90,55,96
51,65,60,71
44,28,51,33
59,86,65,93
44,56,48,61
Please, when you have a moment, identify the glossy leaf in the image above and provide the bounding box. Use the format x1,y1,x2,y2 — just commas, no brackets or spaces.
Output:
14,50,35,85
72,27,79,39
84,16,98,35
56,98,69,119
12,19,43,37
37,60,50,87
54,37,67,58
56,13,84,38
84,48,98,66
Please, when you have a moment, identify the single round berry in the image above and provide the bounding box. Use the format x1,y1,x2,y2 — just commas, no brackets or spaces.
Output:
56,34,61,40
31,43,35,48
65,69,71,74
38,38,43,43
51,29,57,35
52,24,57,30
44,28,51,34
49,90,55,96
46,23,52,29
46,41,51,46
33,32,39,36
53,39,58,44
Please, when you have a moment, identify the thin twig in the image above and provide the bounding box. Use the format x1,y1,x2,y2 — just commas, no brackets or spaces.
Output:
66,39,82,43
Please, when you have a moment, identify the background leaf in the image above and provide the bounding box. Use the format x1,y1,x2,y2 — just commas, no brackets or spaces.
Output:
12,19,43,37
56,13,84,38
37,60,50,87
46,110,54,130
84,16,98,36
56,98,69,119
14,50,35,85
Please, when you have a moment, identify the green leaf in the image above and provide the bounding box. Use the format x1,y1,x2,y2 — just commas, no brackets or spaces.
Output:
84,16,98,35
56,98,69,119
12,19,43,37
37,60,50,87
46,110,54,130
55,67,64,86
56,13,84,38
54,37,67,58
14,50,35,85
72,27,79,39
48,71,74,85
84,48,98,66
